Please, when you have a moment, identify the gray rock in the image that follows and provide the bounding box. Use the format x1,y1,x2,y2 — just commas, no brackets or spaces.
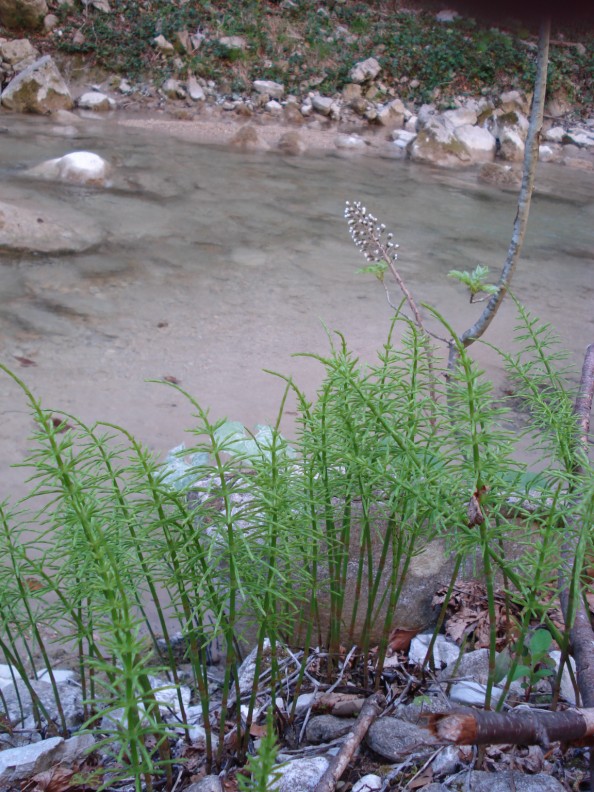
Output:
443,106,478,127
366,717,437,762
253,79,284,99
218,35,247,52
352,775,382,792
0,38,38,68
1,55,73,113
269,756,329,792
187,75,205,101
349,57,381,84
0,199,104,254
153,34,174,53
377,98,406,127
499,90,531,115
161,78,185,99
0,0,48,30
305,714,356,744
435,9,459,21
409,633,461,669
335,133,366,150
265,99,282,114
185,775,223,792
461,771,565,791
453,124,496,162
311,95,335,116
543,125,565,143
0,733,93,787
431,744,459,776
77,91,115,111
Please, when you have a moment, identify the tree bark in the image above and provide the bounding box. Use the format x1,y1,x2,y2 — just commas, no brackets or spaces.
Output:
429,706,594,747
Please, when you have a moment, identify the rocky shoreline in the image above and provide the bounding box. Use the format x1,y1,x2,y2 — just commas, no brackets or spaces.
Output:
1,35,594,180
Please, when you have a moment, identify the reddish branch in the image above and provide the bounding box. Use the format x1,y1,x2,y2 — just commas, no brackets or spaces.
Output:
429,707,594,747
314,693,385,792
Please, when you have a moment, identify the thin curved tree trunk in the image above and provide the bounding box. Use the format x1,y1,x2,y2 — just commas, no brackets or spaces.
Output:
448,17,551,368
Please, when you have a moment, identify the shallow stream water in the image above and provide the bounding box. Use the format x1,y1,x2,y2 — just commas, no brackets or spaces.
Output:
0,114,593,497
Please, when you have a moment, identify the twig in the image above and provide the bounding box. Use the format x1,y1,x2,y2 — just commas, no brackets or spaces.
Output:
314,692,386,792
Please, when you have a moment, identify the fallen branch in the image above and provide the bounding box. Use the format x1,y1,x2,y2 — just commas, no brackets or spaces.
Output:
314,692,386,792
428,706,594,747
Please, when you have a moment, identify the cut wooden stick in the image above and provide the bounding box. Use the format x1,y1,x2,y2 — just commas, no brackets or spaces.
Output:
429,706,594,747
314,692,386,792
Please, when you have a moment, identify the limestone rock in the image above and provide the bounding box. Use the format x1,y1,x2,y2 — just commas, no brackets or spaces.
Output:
352,776,382,792
218,35,247,52
0,734,93,788
366,717,437,762
495,112,528,161
435,9,459,21
27,151,111,186
377,97,406,127
230,124,260,151
349,57,381,84
391,129,416,151
311,94,335,116
0,679,86,727
161,78,185,99
77,90,115,111
253,79,284,99
305,714,356,744
187,75,205,101
269,756,329,792
185,777,224,792
453,124,496,162
278,131,306,155
153,34,174,53
335,133,366,150
43,12,57,29
443,106,478,127
545,90,572,118
543,125,565,143
478,162,522,189
0,38,38,68
1,55,73,113
283,102,304,125
265,99,282,114
499,89,531,115
410,116,470,167
342,83,362,102
0,0,47,30
466,771,565,792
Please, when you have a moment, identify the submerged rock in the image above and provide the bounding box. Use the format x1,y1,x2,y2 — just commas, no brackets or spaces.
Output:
26,151,112,186
0,199,104,254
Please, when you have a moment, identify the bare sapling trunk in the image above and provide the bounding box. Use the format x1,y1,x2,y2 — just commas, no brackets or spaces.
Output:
448,17,551,369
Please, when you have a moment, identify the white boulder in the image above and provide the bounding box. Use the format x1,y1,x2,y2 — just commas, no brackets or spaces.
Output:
77,90,115,111
186,75,205,101
253,79,284,99
0,38,38,68
0,199,103,254
27,151,111,186
349,57,381,84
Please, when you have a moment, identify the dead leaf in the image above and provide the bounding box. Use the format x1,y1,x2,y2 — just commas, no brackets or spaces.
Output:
249,722,268,738
14,356,37,367
157,321,168,328
388,627,420,653
27,765,81,792
52,417,75,433
25,577,43,592
163,375,181,384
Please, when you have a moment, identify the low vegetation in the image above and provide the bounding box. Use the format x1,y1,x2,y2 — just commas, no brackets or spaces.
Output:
35,0,594,111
